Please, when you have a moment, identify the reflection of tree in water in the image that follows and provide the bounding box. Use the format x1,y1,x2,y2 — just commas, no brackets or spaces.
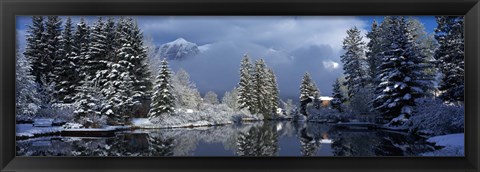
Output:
373,132,434,156
298,122,333,156
330,129,434,156
299,128,320,156
147,133,174,156
331,131,381,156
236,124,279,156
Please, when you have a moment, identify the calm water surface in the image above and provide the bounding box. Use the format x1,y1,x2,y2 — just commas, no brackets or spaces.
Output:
16,121,435,156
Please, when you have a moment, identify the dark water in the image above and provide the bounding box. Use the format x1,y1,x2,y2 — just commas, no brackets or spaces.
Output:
16,121,435,156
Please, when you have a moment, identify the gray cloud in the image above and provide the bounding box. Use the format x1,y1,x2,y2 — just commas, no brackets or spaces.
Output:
145,16,368,101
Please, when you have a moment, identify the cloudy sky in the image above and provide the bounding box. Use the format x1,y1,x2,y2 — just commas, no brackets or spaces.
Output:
16,16,436,101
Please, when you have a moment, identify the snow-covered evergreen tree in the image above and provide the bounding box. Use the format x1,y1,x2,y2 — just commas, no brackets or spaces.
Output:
71,18,91,98
54,16,77,103
103,61,135,125
44,16,63,87
86,17,108,83
204,91,219,105
149,59,175,118
373,16,432,123
237,55,254,112
73,77,106,128
299,72,318,101
366,20,383,85
16,52,40,120
24,16,47,84
340,26,368,100
266,68,280,117
171,68,202,109
128,18,152,109
434,16,464,103
252,59,270,116
331,78,346,112
407,17,437,97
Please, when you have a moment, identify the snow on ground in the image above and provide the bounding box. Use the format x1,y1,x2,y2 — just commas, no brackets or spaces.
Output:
421,133,464,156
138,104,259,129
62,125,130,132
16,124,63,139
133,117,231,129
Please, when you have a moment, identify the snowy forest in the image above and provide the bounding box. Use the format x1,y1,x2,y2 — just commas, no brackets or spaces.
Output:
16,16,464,156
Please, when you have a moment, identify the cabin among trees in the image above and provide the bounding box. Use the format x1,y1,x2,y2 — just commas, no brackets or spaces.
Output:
319,96,333,108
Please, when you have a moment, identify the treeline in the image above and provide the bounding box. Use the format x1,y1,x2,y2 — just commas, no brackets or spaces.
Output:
18,16,152,126
330,16,464,125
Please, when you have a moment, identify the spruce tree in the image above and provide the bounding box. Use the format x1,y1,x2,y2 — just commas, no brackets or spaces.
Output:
237,55,254,112
434,16,464,103
366,20,383,86
149,59,175,118
299,72,316,101
44,16,63,86
87,17,108,82
340,26,368,100
331,78,346,112
126,18,152,114
71,18,91,92
54,16,77,103
103,62,135,125
266,68,280,117
372,17,432,123
73,77,105,127
24,16,47,84
252,59,269,116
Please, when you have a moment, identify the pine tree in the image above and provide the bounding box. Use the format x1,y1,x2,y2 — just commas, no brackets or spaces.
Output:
103,62,135,125
237,55,254,112
434,16,464,103
44,16,63,86
299,72,316,101
105,17,117,61
54,16,77,103
373,16,432,123
87,17,108,82
366,20,383,86
71,18,91,94
266,68,280,116
331,78,346,112
252,59,270,116
407,17,437,97
125,18,152,115
73,77,105,127
149,59,175,118
24,16,47,84
340,26,368,100
16,52,41,120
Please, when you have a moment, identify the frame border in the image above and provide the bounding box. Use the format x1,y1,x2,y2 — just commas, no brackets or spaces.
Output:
1,0,479,171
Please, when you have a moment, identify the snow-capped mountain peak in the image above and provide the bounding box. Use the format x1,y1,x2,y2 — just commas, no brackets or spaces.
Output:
167,37,190,46
155,38,200,61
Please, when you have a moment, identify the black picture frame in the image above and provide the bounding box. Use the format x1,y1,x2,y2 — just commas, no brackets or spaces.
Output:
1,0,479,171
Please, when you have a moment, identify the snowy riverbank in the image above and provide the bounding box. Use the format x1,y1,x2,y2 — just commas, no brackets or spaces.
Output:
421,133,464,156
